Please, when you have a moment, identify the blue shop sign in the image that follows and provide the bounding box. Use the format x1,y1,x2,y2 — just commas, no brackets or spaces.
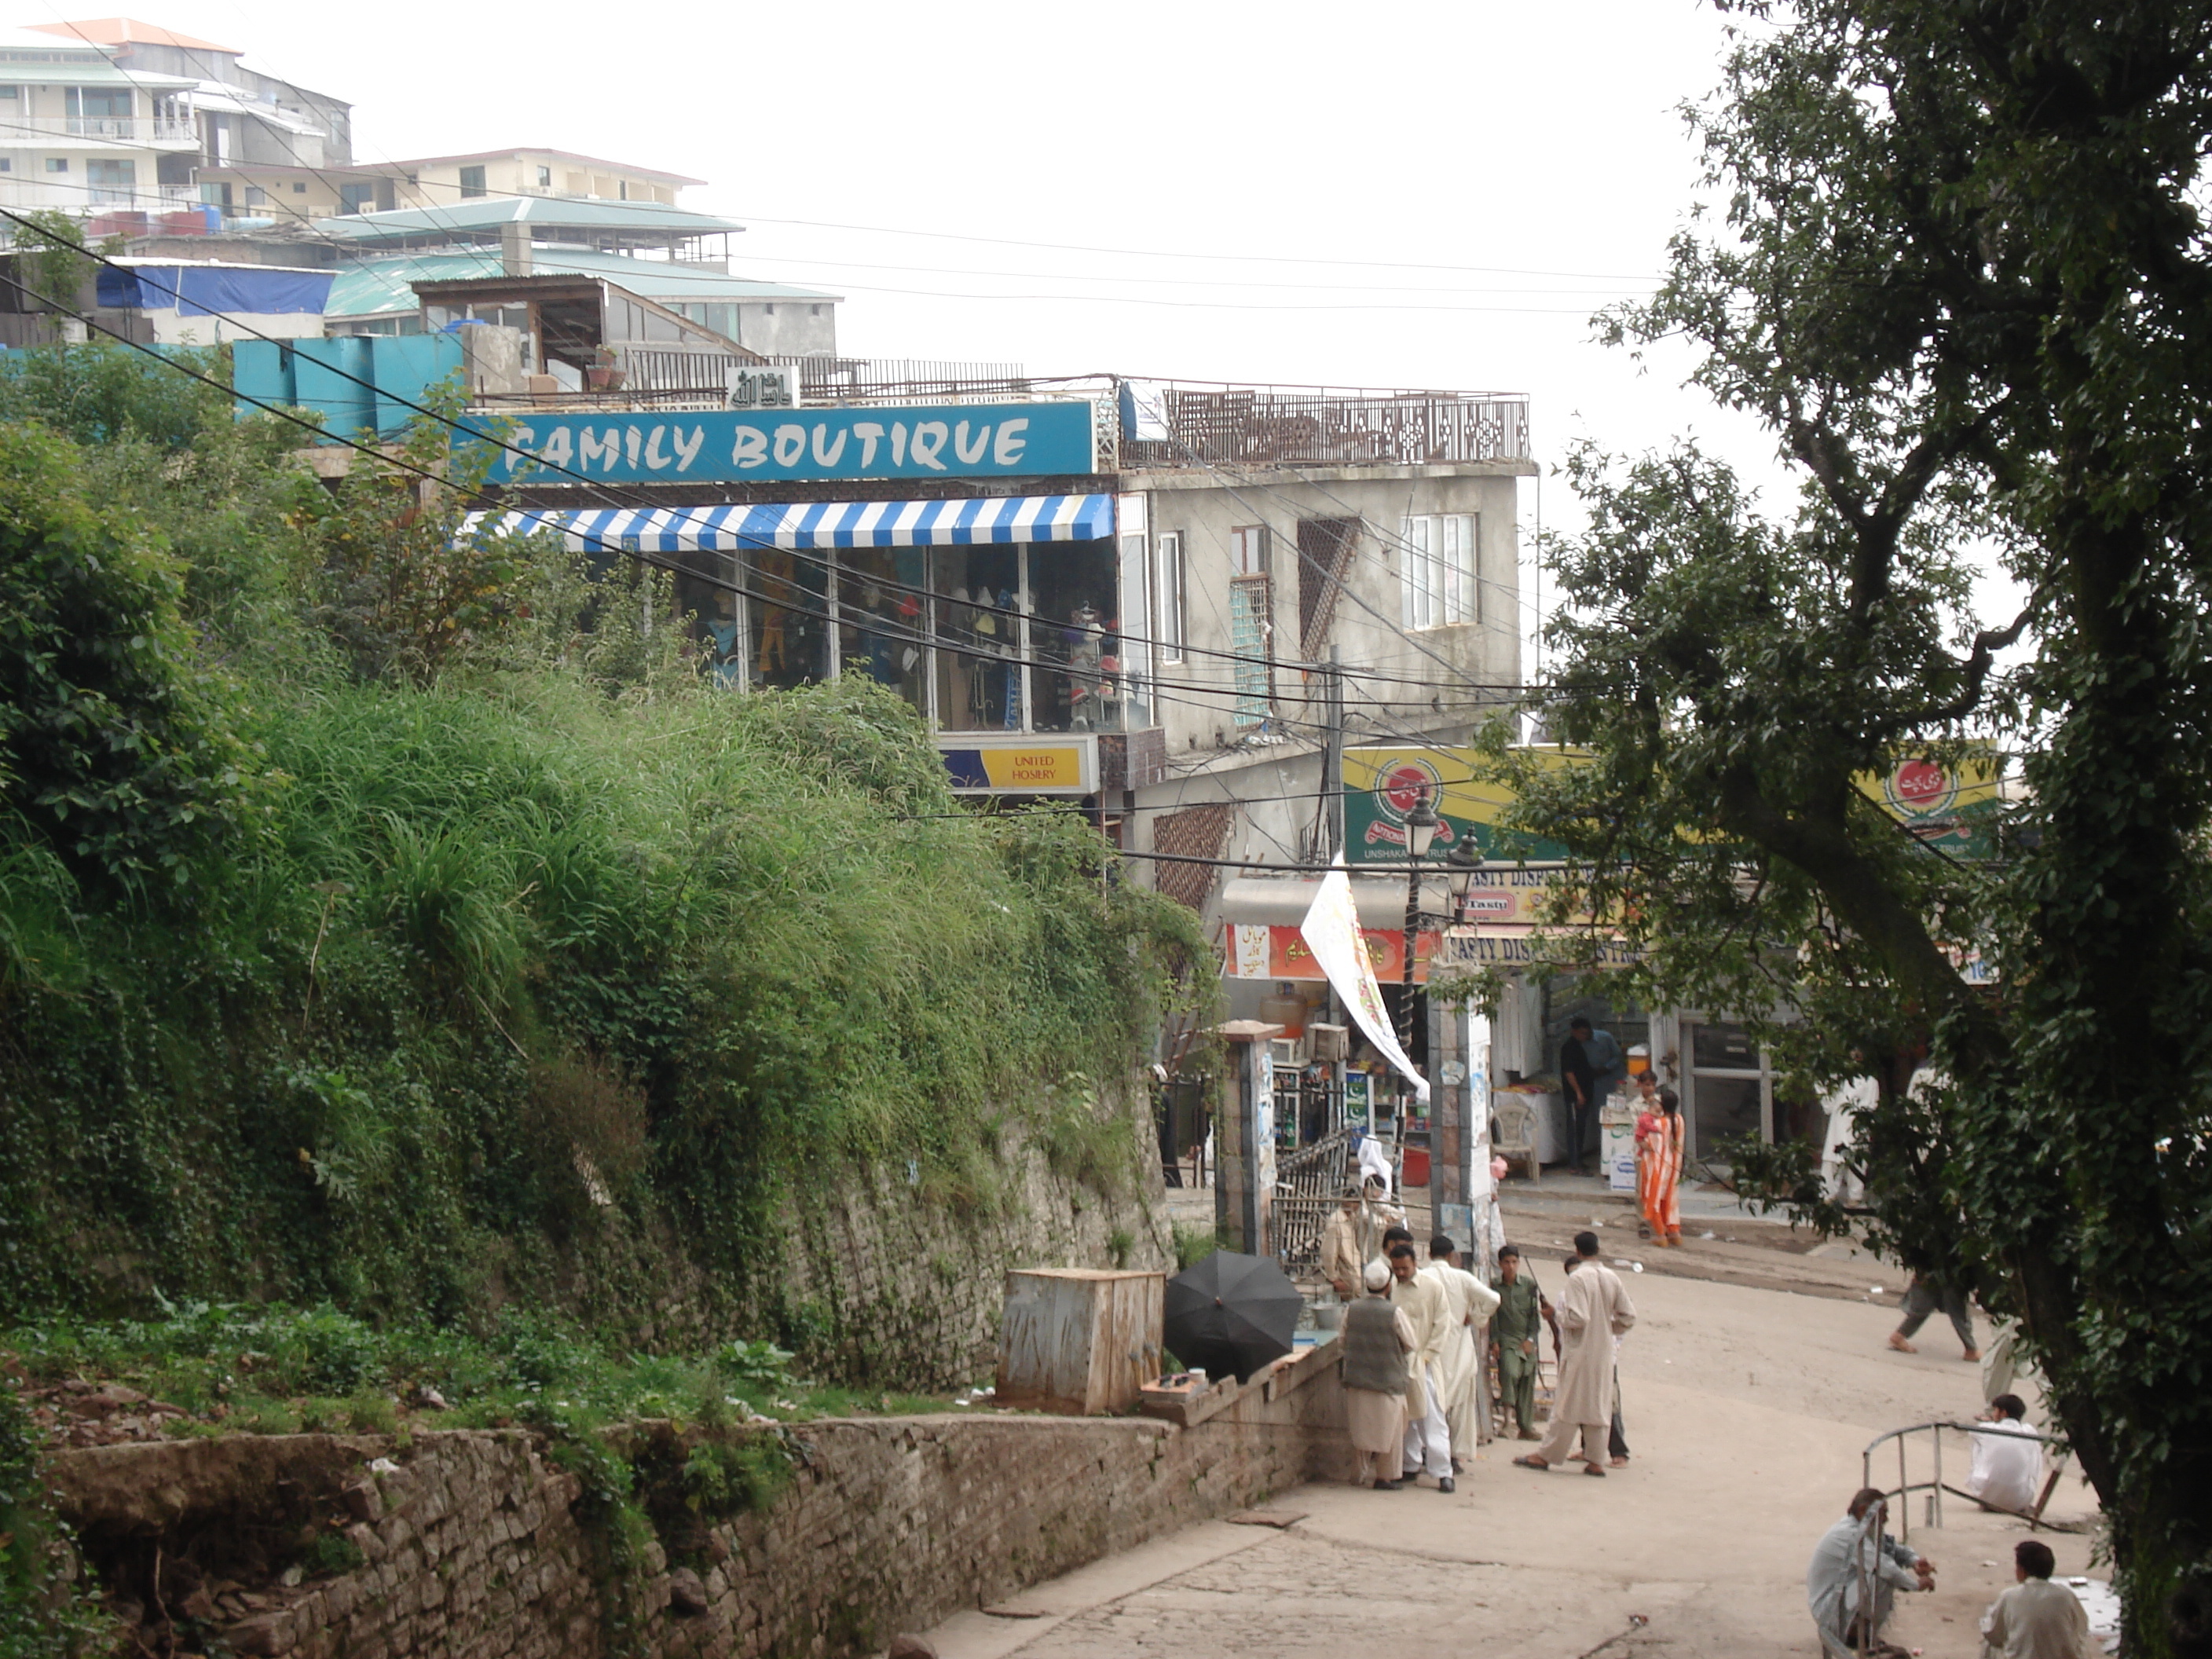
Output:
467,400,1096,485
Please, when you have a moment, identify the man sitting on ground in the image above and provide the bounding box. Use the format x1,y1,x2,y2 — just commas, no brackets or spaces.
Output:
1979,1540,2090,1658
1807,1488,1933,1658
1966,1393,2046,1514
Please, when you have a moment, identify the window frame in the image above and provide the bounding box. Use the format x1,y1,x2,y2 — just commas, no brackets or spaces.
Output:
1155,531,1186,664
1399,512,1479,629
457,163,487,199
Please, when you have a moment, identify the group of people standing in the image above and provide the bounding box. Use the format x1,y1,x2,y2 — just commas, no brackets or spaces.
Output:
1326,1184,1638,1491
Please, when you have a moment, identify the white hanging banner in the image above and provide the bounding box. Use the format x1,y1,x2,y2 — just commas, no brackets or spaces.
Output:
1299,856,1430,1104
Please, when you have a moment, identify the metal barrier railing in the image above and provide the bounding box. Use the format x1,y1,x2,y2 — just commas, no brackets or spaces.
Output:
1859,1419,2069,1542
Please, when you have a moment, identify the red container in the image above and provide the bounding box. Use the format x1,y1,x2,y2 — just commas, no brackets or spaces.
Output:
1401,1147,1430,1187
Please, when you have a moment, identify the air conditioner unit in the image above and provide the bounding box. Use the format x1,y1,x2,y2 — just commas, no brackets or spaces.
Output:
725,363,798,409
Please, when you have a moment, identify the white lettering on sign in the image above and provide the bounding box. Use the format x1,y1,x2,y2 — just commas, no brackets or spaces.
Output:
911,420,949,471
994,418,1029,466
732,428,767,469
853,422,884,466
890,422,908,466
537,426,572,471
581,427,621,473
772,424,805,467
670,426,705,471
954,420,989,465
624,427,643,470
811,424,848,467
643,426,670,470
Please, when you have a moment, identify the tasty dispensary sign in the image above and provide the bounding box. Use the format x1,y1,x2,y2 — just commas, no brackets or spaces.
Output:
466,401,1097,485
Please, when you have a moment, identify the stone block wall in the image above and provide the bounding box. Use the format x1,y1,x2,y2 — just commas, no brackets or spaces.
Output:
53,1353,1347,1658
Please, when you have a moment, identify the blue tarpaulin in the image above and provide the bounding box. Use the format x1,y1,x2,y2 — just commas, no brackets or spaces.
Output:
98,264,333,317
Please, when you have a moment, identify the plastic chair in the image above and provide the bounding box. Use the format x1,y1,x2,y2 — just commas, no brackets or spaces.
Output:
1493,1097,1540,1187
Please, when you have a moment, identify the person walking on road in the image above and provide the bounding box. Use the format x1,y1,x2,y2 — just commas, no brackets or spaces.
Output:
1979,1540,2091,1658
1514,1231,1635,1475
1492,1244,1554,1440
1388,1242,1456,1492
1635,1086,1686,1245
1340,1260,1417,1489
1423,1235,1500,1467
1889,1270,1979,1362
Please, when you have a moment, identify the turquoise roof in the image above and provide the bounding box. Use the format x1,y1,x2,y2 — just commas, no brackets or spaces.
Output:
313,195,745,244
324,248,840,320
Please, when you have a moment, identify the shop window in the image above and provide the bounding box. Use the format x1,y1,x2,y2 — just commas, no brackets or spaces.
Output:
671,552,745,691
1031,538,1122,733
458,164,486,199
1684,1018,1767,1161
746,547,830,691
835,547,928,716
933,544,1023,731
1401,513,1478,629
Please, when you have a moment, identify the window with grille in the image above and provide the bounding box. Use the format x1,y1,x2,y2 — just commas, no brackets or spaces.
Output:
1400,513,1478,628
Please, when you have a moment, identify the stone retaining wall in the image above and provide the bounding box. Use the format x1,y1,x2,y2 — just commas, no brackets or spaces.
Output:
53,1350,1347,1658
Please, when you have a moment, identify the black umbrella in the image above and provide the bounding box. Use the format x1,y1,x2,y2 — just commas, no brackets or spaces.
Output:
1163,1250,1304,1384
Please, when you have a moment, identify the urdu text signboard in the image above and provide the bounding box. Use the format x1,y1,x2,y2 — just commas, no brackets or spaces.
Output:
1345,744,2003,865
464,401,1097,486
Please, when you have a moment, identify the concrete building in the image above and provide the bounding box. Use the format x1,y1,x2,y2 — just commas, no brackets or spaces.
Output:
20,16,364,225
390,148,698,211
0,25,199,216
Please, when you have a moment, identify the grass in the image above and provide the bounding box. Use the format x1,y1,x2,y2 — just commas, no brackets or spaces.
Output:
2,1301,971,1444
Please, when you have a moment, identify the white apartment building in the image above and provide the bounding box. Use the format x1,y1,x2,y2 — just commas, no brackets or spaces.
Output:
0,27,198,214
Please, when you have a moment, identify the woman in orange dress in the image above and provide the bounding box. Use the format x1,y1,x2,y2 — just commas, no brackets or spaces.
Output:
1635,1086,1686,1245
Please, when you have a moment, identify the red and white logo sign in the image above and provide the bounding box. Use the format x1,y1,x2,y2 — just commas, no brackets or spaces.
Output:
1884,757,1958,818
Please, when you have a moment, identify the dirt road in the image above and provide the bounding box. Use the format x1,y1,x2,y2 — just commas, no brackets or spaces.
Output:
920,1264,2100,1659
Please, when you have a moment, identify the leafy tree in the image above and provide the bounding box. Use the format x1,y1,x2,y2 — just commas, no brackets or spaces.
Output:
1492,5,2212,1650
0,422,260,895
306,394,538,685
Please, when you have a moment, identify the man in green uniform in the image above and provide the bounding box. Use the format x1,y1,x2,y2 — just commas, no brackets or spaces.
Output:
1492,1244,1557,1441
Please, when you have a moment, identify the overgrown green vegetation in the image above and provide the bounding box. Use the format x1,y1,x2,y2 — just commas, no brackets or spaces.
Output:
0,340,1203,1353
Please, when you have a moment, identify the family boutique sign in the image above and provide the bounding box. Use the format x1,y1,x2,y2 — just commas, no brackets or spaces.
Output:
468,401,1097,485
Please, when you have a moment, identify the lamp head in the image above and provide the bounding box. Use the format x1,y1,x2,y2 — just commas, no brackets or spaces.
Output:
1404,789,1441,860
1443,834,1485,910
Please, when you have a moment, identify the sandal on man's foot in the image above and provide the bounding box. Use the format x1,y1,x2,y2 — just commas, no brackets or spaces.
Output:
1582,1463,1608,1477
1512,1455,1549,1470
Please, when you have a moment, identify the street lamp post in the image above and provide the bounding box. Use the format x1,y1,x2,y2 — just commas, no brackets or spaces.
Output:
1397,789,1441,1064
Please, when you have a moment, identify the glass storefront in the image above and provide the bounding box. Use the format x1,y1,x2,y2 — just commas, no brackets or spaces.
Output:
670,533,1133,738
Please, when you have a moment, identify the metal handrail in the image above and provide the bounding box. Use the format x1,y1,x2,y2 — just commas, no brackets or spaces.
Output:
1859,1419,2067,1541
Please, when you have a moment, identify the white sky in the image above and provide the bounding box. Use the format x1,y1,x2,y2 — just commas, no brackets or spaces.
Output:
42,0,1983,652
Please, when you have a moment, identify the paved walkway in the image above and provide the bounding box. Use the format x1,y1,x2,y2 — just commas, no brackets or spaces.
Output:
921,1268,2100,1659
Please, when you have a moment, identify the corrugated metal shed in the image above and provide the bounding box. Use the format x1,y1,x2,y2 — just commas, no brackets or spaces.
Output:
314,196,746,244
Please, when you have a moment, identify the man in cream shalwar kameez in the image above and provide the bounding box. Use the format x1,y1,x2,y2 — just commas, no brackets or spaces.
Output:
1514,1231,1635,1474
1387,1243,1456,1490
1423,1236,1501,1461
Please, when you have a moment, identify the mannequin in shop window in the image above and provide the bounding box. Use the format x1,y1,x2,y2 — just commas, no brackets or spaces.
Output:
706,591,743,691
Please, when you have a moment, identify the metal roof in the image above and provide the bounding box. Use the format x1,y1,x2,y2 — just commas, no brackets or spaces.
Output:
325,248,840,319
26,18,240,53
314,196,745,244
0,27,196,85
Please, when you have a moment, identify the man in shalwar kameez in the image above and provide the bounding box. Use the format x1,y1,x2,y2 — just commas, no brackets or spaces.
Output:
1423,1235,1501,1465
1339,1259,1417,1487
1514,1231,1635,1475
1388,1242,1456,1491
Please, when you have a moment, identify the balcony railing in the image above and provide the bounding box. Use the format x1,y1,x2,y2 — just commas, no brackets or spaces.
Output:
1119,386,1531,470
0,115,199,145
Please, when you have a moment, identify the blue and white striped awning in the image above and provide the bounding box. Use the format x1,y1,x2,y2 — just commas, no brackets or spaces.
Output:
463,495,1113,551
